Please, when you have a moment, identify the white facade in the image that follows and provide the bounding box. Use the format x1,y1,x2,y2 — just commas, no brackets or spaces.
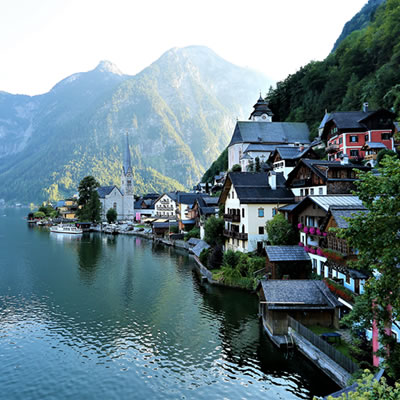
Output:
272,161,295,179
154,194,177,217
99,187,125,220
291,185,327,198
224,184,283,253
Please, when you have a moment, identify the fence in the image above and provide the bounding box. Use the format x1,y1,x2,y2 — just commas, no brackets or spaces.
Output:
288,316,359,374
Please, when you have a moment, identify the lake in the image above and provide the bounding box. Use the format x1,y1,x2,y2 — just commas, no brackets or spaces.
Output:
0,209,338,399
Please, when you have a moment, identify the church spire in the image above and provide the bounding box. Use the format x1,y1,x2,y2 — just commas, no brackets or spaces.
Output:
123,132,132,175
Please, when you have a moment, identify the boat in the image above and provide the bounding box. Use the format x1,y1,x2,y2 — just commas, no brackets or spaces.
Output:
50,224,83,234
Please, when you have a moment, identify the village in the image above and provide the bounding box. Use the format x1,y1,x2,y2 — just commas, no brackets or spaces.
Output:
29,96,400,395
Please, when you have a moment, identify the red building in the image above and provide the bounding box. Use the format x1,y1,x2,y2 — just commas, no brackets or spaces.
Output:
319,104,395,163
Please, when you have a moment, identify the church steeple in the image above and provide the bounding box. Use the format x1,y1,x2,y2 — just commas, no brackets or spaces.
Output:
123,132,132,175
249,94,273,121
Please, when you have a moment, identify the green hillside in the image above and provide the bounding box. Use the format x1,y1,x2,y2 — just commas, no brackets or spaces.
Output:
267,0,400,139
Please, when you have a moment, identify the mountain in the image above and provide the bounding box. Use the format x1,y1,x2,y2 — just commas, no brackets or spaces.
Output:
331,0,386,52
265,0,400,138
0,46,272,203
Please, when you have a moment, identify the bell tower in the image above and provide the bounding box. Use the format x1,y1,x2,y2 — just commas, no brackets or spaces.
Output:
121,132,134,219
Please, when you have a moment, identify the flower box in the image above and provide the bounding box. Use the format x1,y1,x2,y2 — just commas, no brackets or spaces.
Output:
310,248,316,254
309,227,316,235
316,229,322,236
303,226,309,234
323,232,327,237
316,248,324,256
297,223,303,229
298,241,304,247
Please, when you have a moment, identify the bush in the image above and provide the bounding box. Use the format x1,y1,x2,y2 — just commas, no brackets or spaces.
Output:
169,225,179,234
204,216,224,246
208,245,223,269
223,250,240,268
199,248,210,267
184,227,200,241
106,208,117,224
266,214,298,245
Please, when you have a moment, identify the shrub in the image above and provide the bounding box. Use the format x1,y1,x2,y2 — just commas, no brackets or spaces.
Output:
184,227,200,241
265,214,298,245
208,245,223,269
199,248,210,267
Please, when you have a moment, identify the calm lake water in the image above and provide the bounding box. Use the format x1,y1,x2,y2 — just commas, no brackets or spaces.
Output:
0,209,338,399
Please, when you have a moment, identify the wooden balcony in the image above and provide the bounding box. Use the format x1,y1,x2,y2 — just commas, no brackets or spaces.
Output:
237,232,248,241
223,213,240,223
223,229,234,238
326,144,339,153
291,178,312,188
223,230,247,241
364,153,377,161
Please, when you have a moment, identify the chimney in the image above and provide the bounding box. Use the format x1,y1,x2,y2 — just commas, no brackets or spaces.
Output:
299,145,305,152
363,102,369,113
341,153,350,165
269,171,277,190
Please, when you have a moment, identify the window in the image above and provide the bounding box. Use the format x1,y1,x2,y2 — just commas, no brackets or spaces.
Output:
347,170,356,179
350,136,358,142
232,191,234,199
300,189,304,196
346,274,350,284
319,187,323,195
113,202,117,210
305,189,309,196
307,216,315,227
258,208,264,217
310,188,314,195
242,208,245,218
332,169,339,178
258,226,264,234
312,259,317,272
339,137,343,144
272,208,277,217
365,134,369,142
350,150,359,157
381,133,391,140
228,193,230,199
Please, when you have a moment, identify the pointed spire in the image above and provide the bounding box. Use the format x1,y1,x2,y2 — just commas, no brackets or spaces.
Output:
123,132,132,175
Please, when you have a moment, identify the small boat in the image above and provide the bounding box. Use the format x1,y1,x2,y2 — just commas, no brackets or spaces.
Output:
50,224,83,234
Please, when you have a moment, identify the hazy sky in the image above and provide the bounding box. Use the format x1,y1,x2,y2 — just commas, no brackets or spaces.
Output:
1,0,367,96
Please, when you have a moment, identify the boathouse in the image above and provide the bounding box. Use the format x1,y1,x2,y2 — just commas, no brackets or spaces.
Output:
257,279,340,341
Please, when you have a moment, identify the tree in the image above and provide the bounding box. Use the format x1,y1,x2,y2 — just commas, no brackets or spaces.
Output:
77,176,101,223
376,149,398,166
326,370,400,399
340,156,400,379
106,208,117,224
231,164,241,172
255,157,261,172
265,214,298,245
204,216,224,246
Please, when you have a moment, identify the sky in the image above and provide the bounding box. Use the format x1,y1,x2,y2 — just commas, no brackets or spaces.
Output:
0,0,367,96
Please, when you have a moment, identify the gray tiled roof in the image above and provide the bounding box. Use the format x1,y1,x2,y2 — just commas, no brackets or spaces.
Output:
191,240,210,257
275,145,312,160
259,279,340,308
153,221,178,229
244,143,277,153
325,111,375,130
188,238,202,246
229,121,310,146
229,172,295,204
330,206,367,228
308,195,363,212
278,203,298,212
266,246,310,262
318,112,331,129
97,186,118,198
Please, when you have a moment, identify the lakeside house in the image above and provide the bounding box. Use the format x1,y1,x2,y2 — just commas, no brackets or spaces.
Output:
285,158,370,201
257,279,341,342
134,193,158,221
154,193,178,218
187,196,219,239
319,104,395,162
288,195,368,299
55,198,78,220
219,171,295,253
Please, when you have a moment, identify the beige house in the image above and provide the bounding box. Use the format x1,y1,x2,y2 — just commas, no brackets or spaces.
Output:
219,171,295,253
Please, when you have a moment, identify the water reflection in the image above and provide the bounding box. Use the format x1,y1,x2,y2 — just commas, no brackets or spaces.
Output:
0,211,339,400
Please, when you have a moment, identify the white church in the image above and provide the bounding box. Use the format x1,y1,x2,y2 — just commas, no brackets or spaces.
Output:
97,134,135,221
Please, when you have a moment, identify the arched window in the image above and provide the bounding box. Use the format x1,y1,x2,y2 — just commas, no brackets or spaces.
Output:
258,208,264,217
113,202,117,211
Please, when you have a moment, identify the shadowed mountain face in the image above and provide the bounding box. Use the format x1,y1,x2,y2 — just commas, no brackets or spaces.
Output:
0,46,272,203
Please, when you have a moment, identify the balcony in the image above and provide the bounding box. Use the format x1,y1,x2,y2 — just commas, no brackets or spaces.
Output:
326,144,339,153
291,178,312,188
223,229,234,238
223,213,240,223
364,153,377,161
237,232,248,241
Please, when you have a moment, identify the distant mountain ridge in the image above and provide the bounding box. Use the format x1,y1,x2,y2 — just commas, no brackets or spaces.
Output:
0,46,272,203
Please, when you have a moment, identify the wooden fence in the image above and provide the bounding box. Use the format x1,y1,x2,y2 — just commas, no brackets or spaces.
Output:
288,316,359,374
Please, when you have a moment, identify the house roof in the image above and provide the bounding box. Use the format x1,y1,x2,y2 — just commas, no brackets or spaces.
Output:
229,121,311,147
318,112,331,129
199,206,218,216
286,159,369,185
187,238,202,246
291,195,363,214
244,143,277,153
153,221,178,229
278,203,298,212
330,206,367,228
222,172,295,204
273,145,313,160
56,200,65,208
266,246,310,262
259,279,341,309
177,192,206,205
363,141,388,150
191,240,211,258
97,186,119,198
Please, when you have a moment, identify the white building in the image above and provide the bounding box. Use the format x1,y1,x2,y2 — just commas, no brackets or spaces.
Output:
227,95,311,170
219,171,295,253
154,193,178,217
97,134,135,220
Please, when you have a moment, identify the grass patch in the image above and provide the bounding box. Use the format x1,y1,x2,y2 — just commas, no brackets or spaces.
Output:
210,269,256,290
308,325,355,361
